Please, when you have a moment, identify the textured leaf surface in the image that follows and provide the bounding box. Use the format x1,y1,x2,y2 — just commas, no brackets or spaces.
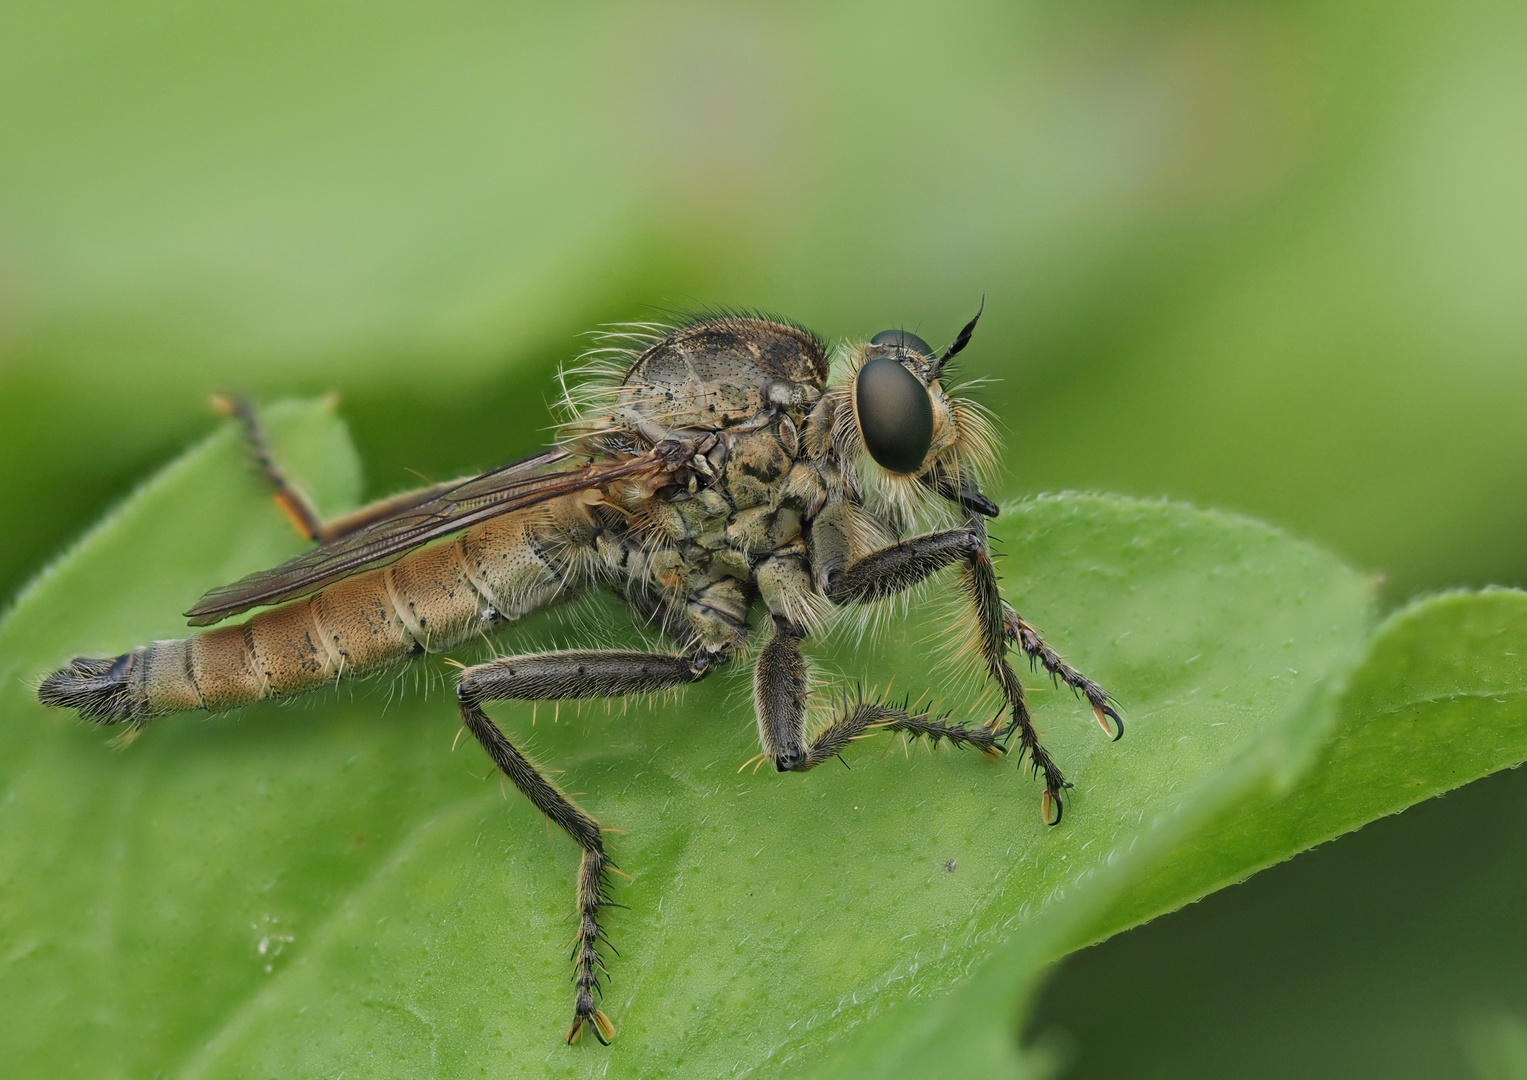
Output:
0,402,1379,1077
799,588,1527,1080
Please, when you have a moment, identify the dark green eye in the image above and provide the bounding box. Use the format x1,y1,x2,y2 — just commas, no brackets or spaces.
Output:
855,357,934,474
869,329,936,359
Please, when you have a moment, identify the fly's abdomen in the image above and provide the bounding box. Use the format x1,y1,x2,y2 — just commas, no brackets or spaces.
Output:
37,579,415,724
38,502,588,725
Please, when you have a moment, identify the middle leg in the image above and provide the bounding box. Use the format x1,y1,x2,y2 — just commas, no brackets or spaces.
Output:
752,615,1005,773
455,647,720,1044
795,694,1006,770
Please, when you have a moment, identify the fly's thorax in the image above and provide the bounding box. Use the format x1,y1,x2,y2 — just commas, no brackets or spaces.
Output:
777,461,830,519
725,506,802,555
606,525,752,653
599,418,837,648
721,430,794,510
687,576,750,641
617,318,828,434
754,551,829,637
630,427,805,545
640,487,730,549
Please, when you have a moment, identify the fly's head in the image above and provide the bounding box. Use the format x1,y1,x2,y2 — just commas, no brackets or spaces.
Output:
806,304,998,527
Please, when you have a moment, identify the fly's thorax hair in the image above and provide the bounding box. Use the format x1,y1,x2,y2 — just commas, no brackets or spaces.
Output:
807,341,1000,532
539,588,674,657
552,322,672,451
815,489,898,568
555,497,624,589
800,490,921,649
823,515,941,655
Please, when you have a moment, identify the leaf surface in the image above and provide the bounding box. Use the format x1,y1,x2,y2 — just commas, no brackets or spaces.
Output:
0,402,1387,1077
796,588,1527,1080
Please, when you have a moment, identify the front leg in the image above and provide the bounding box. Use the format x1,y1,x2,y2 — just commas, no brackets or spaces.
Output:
1006,607,1122,741
822,528,982,605
823,516,1118,825
958,515,1077,823
456,647,720,1044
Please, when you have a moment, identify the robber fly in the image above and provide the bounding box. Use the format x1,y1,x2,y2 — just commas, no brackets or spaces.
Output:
38,306,1122,1045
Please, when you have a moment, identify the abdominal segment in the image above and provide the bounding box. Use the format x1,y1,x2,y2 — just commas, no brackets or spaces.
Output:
40,502,589,724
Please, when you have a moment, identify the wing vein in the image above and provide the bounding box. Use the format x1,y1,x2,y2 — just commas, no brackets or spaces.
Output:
186,444,683,625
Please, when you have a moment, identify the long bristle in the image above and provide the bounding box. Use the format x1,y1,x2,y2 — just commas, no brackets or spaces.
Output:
36,653,144,725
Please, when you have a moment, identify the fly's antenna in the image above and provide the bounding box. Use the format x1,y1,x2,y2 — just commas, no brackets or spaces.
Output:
936,296,985,372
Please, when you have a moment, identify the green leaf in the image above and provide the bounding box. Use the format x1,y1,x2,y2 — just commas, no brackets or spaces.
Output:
1,400,1396,1077
797,586,1527,1079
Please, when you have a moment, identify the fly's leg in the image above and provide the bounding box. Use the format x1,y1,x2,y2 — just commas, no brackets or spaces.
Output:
822,528,984,604
752,618,811,770
824,520,1116,825
215,395,458,543
751,614,1003,769
455,647,721,1045
794,695,1006,770
1005,608,1122,741
957,516,1075,822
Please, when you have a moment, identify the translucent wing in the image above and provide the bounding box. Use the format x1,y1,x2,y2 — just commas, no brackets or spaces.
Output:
186,444,685,626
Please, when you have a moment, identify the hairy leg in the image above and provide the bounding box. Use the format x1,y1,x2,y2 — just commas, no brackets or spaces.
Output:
958,515,1075,823
753,618,811,770
749,613,1005,779
824,517,1118,824
1005,607,1122,741
455,647,719,1044
793,694,1005,770
216,395,459,543
822,528,982,605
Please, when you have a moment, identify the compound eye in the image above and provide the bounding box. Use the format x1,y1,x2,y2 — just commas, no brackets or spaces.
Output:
869,329,936,359
854,357,934,474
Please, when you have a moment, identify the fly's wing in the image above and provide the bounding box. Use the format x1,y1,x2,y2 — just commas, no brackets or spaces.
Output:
185,445,683,625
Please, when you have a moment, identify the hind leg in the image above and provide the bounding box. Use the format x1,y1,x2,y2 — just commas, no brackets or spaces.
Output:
455,647,720,1044
215,395,461,543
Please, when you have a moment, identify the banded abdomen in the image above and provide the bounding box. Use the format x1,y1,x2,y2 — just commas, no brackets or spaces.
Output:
39,498,596,725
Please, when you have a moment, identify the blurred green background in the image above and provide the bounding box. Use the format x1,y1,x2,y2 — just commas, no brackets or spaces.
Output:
2,0,1524,1075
